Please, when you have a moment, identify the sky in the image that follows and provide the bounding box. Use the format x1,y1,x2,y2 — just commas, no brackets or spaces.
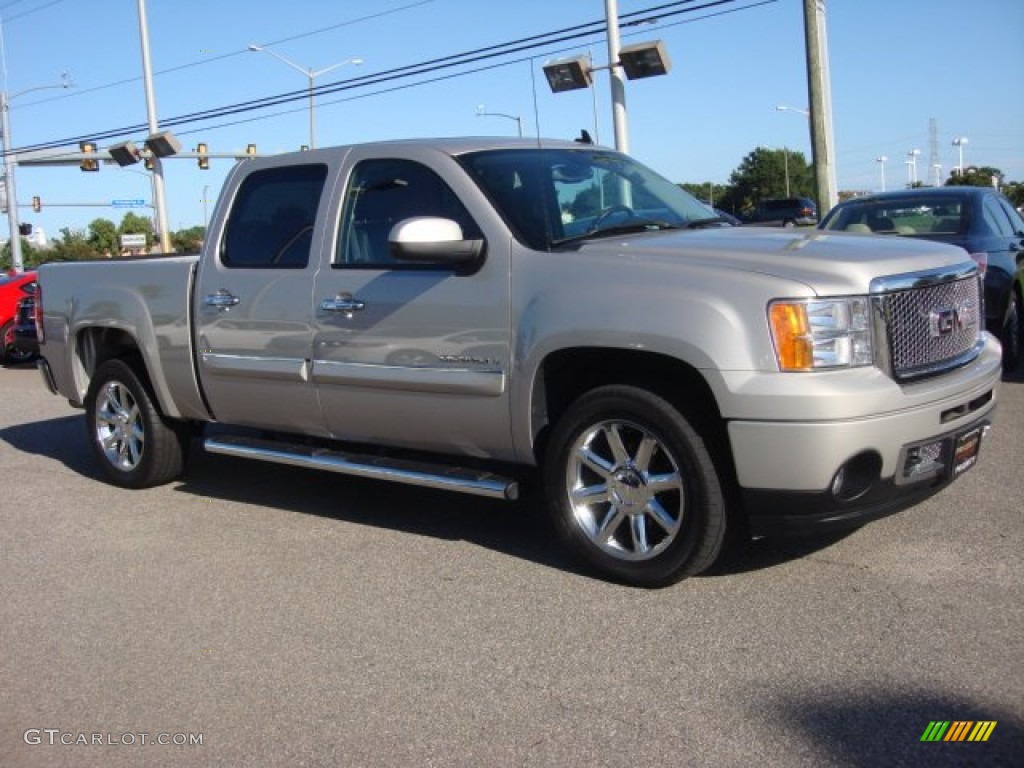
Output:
3,0,1023,243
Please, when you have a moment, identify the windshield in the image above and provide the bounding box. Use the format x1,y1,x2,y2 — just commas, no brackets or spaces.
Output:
458,147,716,250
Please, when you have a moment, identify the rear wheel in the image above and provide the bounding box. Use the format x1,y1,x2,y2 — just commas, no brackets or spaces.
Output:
543,385,727,587
85,359,189,489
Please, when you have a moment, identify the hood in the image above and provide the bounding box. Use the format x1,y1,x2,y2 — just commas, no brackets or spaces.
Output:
576,226,974,296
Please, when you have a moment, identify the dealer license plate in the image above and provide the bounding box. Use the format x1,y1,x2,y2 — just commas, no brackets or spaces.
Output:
952,427,983,478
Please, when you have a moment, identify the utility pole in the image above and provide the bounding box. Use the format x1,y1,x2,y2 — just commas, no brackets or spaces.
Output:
802,0,837,213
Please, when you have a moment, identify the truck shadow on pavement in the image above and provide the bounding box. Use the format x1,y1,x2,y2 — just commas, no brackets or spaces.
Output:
176,445,580,576
1,417,870,584
0,414,104,480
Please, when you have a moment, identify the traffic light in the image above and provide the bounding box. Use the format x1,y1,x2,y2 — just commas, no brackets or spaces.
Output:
80,141,99,171
246,143,257,157
196,142,209,170
144,154,154,170
19,223,32,236
32,196,41,213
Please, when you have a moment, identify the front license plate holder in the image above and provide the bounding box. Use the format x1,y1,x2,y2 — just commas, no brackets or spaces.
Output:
951,426,983,478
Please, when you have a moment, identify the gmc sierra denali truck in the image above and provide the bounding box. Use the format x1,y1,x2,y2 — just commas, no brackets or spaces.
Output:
35,138,1001,586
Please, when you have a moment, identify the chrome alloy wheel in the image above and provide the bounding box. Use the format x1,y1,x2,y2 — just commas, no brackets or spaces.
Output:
565,419,685,561
94,380,145,472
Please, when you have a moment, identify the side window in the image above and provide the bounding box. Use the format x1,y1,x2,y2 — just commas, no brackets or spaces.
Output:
222,164,327,268
982,196,1014,237
997,197,1024,235
336,159,481,267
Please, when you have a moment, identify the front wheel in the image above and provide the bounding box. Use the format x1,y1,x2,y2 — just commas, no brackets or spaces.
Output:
0,321,32,364
85,359,189,489
543,386,727,587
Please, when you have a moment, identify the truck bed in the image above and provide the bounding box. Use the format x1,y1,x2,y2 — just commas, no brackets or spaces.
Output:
38,254,207,421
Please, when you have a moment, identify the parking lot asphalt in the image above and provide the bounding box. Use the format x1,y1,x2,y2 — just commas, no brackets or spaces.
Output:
1,362,1021,767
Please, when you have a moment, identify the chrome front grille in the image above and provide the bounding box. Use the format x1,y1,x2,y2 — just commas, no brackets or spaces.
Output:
871,264,984,381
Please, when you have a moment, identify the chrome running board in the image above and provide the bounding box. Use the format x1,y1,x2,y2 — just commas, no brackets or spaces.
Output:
204,434,519,501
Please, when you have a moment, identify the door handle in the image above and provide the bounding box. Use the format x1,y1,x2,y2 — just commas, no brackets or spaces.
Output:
320,294,365,315
204,289,240,309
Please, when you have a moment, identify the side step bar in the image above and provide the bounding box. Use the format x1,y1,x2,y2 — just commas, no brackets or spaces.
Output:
204,434,519,501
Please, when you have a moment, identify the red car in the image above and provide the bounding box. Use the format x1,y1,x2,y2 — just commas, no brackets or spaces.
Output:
1,270,37,364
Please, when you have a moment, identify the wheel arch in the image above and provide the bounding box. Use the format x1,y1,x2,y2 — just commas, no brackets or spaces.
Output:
72,326,174,418
528,347,735,482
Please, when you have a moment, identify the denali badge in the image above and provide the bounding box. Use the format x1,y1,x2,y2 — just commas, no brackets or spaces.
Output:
929,303,974,338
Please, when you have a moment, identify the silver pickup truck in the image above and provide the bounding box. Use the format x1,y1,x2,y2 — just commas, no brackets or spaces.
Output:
36,138,1002,586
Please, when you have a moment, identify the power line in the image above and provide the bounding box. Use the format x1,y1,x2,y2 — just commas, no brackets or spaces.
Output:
18,0,439,109
180,0,777,140
8,0,761,157
3,0,67,23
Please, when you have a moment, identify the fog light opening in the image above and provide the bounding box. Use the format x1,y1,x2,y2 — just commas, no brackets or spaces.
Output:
830,452,882,502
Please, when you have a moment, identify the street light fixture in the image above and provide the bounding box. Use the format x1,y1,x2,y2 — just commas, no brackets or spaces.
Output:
2,72,72,273
952,136,968,175
541,1,670,154
248,44,363,149
475,105,523,137
775,104,810,117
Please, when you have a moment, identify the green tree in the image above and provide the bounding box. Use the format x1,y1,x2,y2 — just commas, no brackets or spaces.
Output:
170,225,206,253
49,227,100,262
678,182,729,208
1,238,40,271
88,218,120,256
717,147,815,215
1002,181,1024,209
119,212,154,251
944,166,1004,188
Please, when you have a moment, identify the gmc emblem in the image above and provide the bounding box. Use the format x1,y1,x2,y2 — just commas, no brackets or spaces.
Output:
929,303,974,337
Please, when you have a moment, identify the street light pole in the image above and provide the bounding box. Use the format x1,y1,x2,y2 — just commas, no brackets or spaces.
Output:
906,148,920,186
875,155,887,192
952,136,968,176
1,92,24,274
775,106,809,198
604,0,629,153
248,45,362,149
1,74,71,273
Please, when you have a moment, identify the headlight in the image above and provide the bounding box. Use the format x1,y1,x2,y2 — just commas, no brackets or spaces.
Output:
769,297,873,371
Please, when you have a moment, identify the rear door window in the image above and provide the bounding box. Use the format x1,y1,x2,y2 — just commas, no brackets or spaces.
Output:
222,164,327,269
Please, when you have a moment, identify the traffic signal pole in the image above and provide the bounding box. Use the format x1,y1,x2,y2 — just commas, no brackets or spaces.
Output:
136,0,172,254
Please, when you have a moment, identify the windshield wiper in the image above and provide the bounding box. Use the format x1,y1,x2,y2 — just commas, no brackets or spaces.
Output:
551,219,681,247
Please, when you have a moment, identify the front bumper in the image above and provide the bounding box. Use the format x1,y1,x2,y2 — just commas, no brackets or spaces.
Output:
744,418,992,536
724,336,1001,536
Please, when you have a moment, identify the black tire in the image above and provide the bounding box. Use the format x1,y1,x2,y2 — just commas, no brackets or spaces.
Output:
543,385,727,587
0,320,23,364
1002,292,1021,373
85,359,189,489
